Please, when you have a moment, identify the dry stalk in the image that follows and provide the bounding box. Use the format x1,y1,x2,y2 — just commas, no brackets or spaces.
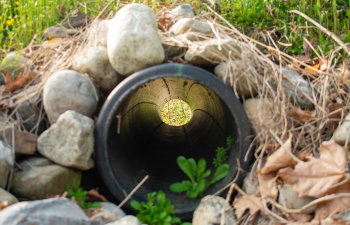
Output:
118,175,149,208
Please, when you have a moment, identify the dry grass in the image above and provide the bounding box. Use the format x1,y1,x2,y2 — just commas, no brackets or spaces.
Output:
0,4,349,222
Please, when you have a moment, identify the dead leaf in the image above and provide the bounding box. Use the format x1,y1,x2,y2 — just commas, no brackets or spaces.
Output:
87,189,108,202
232,194,263,219
297,148,313,161
260,173,278,200
3,71,35,93
305,64,319,74
289,213,313,222
290,106,316,123
315,180,350,220
261,135,296,174
278,141,347,198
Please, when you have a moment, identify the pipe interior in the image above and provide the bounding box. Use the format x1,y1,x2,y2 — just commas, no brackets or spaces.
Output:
107,76,239,209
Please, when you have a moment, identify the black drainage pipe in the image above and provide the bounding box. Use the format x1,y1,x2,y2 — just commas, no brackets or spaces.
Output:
95,63,251,219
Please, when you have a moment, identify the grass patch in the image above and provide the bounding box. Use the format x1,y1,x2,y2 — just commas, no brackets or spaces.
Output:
160,99,192,126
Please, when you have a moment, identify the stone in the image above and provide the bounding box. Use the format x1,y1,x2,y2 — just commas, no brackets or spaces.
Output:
0,52,32,82
0,128,37,155
107,4,165,75
72,46,122,92
242,172,258,195
282,67,313,109
278,184,316,214
185,39,241,65
91,210,120,225
170,18,212,36
192,195,237,225
87,19,110,47
169,4,194,18
106,216,141,225
0,141,14,189
0,188,18,204
43,70,98,124
10,157,81,200
214,61,258,98
243,98,279,133
0,198,91,225
100,202,126,218
333,113,350,146
62,12,89,28
38,110,94,170
44,26,67,39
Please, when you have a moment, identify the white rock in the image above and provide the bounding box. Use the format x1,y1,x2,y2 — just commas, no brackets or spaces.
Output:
193,195,237,225
278,184,316,214
214,61,258,98
170,18,212,36
106,215,141,225
185,39,241,65
107,4,164,75
0,141,14,189
243,98,279,133
0,188,18,204
169,4,194,18
100,202,126,218
38,110,94,170
73,46,121,92
10,157,81,200
242,172,258,195
282,68,313,109
0,198,91,225
43,70,98,124
333,113,350,146
88,20,110,47
91,211,120,225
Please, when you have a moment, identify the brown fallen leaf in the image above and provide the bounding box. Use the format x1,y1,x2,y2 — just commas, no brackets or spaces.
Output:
261,135,296,174
290,105,316,123
289,213,313,222
232,194,263,219
278,140,347,198
315,180,350,220
259,173,278,200
87,189,108,202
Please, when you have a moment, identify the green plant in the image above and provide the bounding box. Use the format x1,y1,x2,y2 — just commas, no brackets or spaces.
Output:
130,190,191,225
66,182,101,209
213,135,233,168
170,156,229,199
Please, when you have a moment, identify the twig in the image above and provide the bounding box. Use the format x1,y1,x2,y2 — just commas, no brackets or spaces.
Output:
271,193,350,214
289,10,350,56
117,175,149,208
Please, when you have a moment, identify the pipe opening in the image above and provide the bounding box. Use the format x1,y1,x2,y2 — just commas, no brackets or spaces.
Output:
159,99,192,126
95,64,251,218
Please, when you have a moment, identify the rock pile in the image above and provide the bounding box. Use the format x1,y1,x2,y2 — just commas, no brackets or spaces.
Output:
1,2,340,225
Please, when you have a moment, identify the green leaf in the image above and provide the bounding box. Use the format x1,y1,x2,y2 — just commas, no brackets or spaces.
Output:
210,164,229,185
177,156,195,182
130,200,141,211
188,158,197,179
200,169,211,180
226,135,233,148
170,180,191,193
196,158,206,178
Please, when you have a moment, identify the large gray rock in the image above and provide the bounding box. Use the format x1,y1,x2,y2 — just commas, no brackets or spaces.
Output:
91,211,120,225
38,110,94,170
62,12,89,28
0,198,91,225
282,68,313,109
73,46,121,92
333,113,350,146
43,70,98,124
0,128,37,155
107,4,164,75
0,141,14,189
169,4,194,18
0,52,32,83
214,61,258,98
44,26,68,39
185,39,241,65
106,216,141,225
10,157,81,200
278,184,316,214
170,18,212,36
88,20,110,47
0,188,18,204
193,195,237,225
